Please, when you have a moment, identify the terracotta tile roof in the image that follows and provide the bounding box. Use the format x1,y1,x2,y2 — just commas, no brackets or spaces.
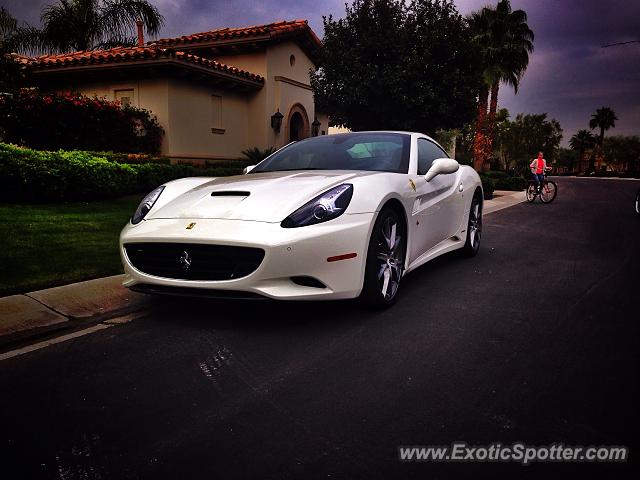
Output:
152,19,322,50
29,46,264,83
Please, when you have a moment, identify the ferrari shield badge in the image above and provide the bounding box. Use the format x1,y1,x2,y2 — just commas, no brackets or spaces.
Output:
186,222,196,230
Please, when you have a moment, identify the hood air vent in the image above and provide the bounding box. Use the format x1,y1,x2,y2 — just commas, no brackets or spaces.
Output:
210,191,250,197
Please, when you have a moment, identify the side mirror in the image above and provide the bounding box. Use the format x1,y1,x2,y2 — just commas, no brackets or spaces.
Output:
243,165,256,175
424,158,459,182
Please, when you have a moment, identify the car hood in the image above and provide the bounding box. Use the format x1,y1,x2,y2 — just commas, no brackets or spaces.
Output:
148,170,376,222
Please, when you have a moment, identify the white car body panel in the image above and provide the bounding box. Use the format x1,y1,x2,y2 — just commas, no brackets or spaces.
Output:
119,132,482,300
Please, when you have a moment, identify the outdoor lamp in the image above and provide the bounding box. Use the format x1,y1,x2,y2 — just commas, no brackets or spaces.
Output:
312,117,321,137
271,109,283,132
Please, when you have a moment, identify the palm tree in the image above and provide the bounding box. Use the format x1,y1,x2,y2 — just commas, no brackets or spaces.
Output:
10,0,164,55
569,129,596,173
589,106,618,171
0,7,28,91
469,0,534,171
589,107,618,147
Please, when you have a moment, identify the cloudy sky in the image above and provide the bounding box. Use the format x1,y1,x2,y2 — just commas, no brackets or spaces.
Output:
4,0,639,142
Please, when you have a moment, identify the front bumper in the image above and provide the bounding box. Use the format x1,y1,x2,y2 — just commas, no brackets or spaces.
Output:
119,213,375,300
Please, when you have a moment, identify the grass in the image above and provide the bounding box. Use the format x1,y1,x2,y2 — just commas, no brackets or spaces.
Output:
0,194,144,297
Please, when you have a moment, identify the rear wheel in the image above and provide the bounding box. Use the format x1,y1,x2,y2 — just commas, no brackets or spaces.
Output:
360,208,405,308
461,194,482,256
540,181,557,203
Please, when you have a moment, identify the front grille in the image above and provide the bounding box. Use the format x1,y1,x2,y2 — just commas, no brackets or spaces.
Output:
124,243,264,281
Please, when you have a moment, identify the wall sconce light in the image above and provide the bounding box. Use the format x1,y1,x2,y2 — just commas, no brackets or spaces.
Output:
312,117,321,137
271,109,284,132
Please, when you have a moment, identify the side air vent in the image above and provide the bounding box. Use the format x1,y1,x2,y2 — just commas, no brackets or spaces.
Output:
291,276,327,289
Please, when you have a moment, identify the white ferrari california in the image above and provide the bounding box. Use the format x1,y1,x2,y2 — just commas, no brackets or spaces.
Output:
120,131,483,307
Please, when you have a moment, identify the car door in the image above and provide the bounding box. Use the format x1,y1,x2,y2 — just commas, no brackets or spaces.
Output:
408,138,462,262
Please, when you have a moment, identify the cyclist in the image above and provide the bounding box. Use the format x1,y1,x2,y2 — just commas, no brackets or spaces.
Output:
529,151,550,193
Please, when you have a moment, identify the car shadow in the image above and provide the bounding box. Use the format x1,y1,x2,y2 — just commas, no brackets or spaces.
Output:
142,249,469,334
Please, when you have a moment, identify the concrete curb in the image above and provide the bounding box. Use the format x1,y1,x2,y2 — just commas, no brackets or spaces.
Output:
0,275,150,348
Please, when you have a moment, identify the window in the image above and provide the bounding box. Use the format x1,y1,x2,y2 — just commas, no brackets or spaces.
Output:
417,139,448,175
114,89,135,107
211,94,224,134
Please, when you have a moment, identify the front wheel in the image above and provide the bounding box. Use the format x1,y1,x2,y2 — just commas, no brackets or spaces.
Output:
540,181,558,203
461,194,482,257
360,208,406,309
526,184,537,202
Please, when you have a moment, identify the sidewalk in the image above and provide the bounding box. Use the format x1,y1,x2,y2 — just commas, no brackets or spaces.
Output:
484,189,526,215
0,275,149,348
0,189,526,348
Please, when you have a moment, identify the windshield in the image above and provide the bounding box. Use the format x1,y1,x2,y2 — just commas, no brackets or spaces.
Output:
251,132,410,174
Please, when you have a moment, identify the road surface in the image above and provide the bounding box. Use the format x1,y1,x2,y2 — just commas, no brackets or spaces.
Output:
1,178,639,479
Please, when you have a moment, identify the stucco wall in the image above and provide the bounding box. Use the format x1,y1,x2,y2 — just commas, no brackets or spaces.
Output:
213,52,269,149
266,41,319,149
166,78,252,161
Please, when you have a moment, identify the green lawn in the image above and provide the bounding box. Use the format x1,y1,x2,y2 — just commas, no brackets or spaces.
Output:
0,195,144,296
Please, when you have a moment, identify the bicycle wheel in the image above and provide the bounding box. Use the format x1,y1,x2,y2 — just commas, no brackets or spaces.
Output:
540,181,557,203
526,184,536,202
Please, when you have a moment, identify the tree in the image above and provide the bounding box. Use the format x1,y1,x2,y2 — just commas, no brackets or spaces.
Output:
589,106,618,147
588,107,617,171
603,136,640,174
569,129,596,173
498,113,562,176
468,0,534,171
9,0,164,55
0,7,28,92
311,0,483,134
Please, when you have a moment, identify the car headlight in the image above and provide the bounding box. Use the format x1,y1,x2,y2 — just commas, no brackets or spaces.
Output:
281,184,353,228
131,186,164,224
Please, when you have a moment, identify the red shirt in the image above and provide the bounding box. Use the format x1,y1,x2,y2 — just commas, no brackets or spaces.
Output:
530,158,546,174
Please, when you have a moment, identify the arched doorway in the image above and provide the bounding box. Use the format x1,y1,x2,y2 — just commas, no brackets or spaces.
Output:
285,104,310,142
289,112,304,142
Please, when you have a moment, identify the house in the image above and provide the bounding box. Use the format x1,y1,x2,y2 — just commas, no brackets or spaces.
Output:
28,20,328,162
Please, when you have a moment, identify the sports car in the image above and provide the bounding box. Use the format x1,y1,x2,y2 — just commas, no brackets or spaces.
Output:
119,131,483,307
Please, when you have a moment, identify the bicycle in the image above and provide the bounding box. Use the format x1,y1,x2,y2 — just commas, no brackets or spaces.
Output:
526,169,557,203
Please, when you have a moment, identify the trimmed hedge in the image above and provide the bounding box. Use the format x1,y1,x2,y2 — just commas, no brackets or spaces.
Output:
480,171,527,192
479,175,495,200
0,143,245,202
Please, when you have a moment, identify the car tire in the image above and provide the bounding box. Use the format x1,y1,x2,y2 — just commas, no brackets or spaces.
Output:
360,208,406,309
461,193,482,257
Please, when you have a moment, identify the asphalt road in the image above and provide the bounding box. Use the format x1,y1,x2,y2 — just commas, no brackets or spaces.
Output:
1,178,639,479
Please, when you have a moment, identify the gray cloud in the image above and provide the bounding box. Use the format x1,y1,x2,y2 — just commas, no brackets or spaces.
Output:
3,0,639,142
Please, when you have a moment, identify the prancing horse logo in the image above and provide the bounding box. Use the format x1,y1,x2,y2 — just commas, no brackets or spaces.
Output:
178,250,192,271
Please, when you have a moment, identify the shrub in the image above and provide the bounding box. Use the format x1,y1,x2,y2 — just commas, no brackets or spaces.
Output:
0,89,164,154
241,146,276,163
479,175,495,200
483,170,509,180
493,175,528,191
88,151,171,164
0,143,245,202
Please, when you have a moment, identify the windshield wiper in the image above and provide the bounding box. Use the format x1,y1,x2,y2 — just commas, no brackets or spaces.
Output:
252,168,326,173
